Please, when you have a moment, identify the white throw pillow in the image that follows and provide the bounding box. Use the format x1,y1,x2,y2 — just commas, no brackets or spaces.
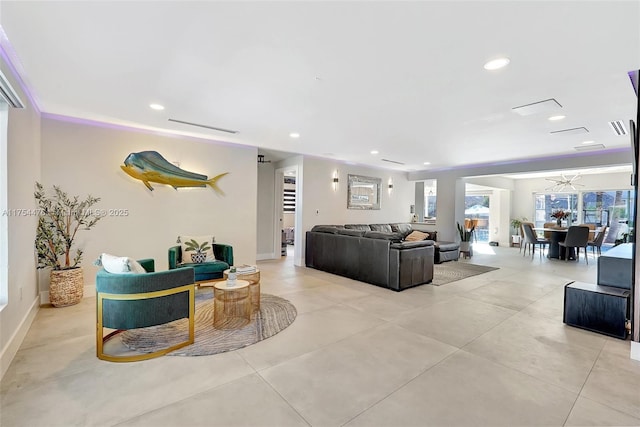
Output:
178,235,216,264
96,253,147,274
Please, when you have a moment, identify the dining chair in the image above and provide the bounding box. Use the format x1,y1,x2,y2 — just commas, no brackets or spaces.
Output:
519,222,532,254
587,226,608,257
543,222,556,239
522,223,549,258
558,226,590,264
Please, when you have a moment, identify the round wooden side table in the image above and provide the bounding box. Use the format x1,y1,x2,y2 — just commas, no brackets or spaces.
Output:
213,280,251,329
223,268,260,312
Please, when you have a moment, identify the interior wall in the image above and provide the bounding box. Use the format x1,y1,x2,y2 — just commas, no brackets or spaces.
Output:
0,55,41,378
256,162,275,259
40,117,258,293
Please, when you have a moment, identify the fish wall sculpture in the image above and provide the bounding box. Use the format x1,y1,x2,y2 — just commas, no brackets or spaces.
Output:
121,151,228,194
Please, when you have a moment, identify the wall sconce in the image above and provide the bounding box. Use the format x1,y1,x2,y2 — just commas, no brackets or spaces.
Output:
332,171,339,191
388,179,393,192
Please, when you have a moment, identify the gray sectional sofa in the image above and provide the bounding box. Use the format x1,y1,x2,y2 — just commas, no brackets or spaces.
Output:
305,223,458,291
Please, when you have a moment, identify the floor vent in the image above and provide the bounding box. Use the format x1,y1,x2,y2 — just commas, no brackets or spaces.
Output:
608,120,627,136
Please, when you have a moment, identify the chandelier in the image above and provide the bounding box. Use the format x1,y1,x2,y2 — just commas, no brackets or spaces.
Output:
545,173,584,192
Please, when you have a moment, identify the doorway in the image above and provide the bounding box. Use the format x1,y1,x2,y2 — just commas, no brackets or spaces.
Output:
274,165,302,266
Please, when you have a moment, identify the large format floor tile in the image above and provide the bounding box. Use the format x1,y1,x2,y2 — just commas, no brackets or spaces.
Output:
564,396,640,426
117,374,308,427
260,323,458,426
345,350,578,426
394,295,517,348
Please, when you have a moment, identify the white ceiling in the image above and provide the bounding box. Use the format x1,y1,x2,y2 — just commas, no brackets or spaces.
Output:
1,1,638,172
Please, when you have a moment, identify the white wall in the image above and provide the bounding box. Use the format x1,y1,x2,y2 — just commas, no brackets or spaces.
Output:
0,56,41,379
40,118,258,295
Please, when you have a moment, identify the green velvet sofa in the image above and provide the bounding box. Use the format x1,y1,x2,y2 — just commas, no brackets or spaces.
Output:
168,243,234,282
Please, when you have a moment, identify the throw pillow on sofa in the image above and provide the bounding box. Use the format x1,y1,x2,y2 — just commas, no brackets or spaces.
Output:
405,230,429,241
94,253,146,274
177,235,216,263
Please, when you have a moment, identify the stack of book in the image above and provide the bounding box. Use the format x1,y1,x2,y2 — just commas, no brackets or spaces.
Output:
235,264,257,274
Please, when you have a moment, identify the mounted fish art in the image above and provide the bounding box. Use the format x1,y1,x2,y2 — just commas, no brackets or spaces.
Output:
121,151,228,195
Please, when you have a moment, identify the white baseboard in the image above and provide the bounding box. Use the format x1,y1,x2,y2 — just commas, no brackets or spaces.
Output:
631,341,640,361
39,284,95,305
256,252,276,261
0,296,39,380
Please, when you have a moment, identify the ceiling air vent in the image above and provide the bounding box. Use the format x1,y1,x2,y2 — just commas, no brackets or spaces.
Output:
512,98,562,116
608,120,627,136
574,144,605,151
168,118,238,134
381,159,405,165
550,127,589,136
0,69,24,108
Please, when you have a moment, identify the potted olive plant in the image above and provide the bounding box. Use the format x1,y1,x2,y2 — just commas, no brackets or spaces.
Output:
34,182,102,307
510,217,528,246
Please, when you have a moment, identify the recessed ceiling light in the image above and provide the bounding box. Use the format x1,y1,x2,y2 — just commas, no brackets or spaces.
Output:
548,115,566,121
582,140,596,144
370,150,379,155
423,162,431,165
289,132,300,138
483,57,510,70
149,103,164,110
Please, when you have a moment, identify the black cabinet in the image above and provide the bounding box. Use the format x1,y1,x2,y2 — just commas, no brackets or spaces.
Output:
563,281,630,339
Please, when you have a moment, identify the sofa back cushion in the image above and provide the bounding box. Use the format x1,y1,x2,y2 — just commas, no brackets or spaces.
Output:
369,224,393,233
391,223,413,238
344,224,372,231
311,225,339,233
363,231,403,242
337,229,366,237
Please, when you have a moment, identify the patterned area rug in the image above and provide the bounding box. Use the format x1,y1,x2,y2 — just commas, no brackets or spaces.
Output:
432,262,499,286
121,289,297,356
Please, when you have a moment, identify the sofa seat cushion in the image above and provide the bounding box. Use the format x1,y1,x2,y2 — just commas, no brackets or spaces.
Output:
364,231,403,242
435,241,460,252
179,260,229,281
390,240,435,249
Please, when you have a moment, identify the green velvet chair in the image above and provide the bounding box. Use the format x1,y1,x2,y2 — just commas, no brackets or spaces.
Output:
168,243,234,283
96,259,195,362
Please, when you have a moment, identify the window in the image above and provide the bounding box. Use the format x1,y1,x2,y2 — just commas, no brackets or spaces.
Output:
465,195,490,242
533,193,578,228
582,190,635,242
424,180,437,219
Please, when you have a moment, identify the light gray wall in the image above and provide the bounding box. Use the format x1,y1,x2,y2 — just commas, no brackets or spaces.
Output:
0,55,42,378
40,118,258,291
256,162,275,258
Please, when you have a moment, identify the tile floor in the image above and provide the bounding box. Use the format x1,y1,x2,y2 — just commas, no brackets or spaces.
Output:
2,244,639,426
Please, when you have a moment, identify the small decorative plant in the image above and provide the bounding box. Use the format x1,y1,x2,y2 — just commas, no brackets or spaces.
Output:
34,182,102,270
456,221,475,242
184,239,211,263
510,217,528,234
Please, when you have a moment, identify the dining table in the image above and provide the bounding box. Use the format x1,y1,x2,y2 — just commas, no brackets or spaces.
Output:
533,227,569,259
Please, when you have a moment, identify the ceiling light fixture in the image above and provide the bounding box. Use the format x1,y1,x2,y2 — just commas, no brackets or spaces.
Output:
483,57,510,70
370,150,379,155
548,115,566,121
423,162,431,165
289,132,300,138
545,173,584,192
582,140,596,144
149,103,164,110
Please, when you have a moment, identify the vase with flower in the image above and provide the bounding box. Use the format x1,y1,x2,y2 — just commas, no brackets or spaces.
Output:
550,209,569,227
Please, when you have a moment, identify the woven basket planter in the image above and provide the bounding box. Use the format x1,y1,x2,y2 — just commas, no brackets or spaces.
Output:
50,268,84,307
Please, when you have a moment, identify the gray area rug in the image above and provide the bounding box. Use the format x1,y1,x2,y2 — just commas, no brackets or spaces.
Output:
432,262,499,286
121,289,297,356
